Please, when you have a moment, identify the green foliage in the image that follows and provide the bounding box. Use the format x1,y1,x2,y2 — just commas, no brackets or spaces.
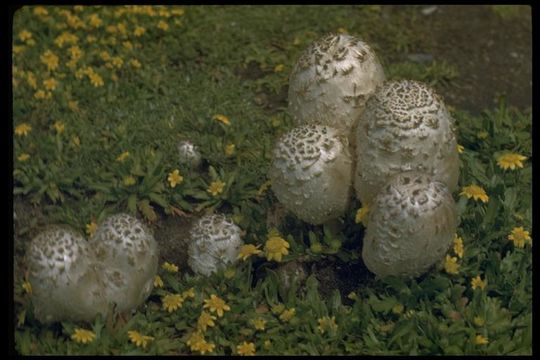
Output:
13,5,531,356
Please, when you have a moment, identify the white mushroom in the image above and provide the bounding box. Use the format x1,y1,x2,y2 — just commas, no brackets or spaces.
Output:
269,125,353,225
362,171,458,278
26,226,108,323
288,33,385,134
187,214,243,276
90,213,159,313
354,80,459,205
177,140,202,169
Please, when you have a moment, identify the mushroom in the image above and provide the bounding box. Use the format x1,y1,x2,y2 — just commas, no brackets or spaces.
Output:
90,213,159,313
26,226,108,323
354,80,459,205
269,124,353,225
288,33,385,135
362,171,458,278
187,214,244,276
177,140,202,169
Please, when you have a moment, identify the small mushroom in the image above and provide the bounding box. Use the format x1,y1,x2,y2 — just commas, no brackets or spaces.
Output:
269,125,353,225
362,171,458,278
90,213,159,313
26,226,108,323
354,80,459,205
177,140,202,169
288,33,385,134
187,214,244,276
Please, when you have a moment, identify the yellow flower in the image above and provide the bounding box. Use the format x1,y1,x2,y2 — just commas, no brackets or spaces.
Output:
43,78,58,91
68,45,83,61
86,35,97,43
100,51,111,62
162,261,179,273
13,45,25,54
457,144,465,153
71,328,96,344
123,41,133,50
134,26,146,37
18,153,30,162
207,180,225,196
508,226,532,248
460,185,489,203
337,27,348,34
15,123,32,137
34,90,47,99
274,64,285,73
86,221,97,237
154,275,164,288
251,318,266,331
162,293,184,312
477,131,489,140
33,6,49,16
473,316,485,327
116,151,130,162
18,30,32,42
444,255,459,274
123,175,136,186
127,330,154,349
130,59,141,68
53,121,65,134
237,244,262,261
213,114,231,125
112,56,124,69
474,334,489,345
497,153,527,170
182,287,196,299
392,303,404,315
197,341,215,355
317,316,338,334
453,235,464,259
171,8,185,16
71,135,81,147
279,308,295,322
22,281,32,294
203,294,231,318
263,340,271,349
186,331,205,352
157,20,169,30
68,100,79,112
88,72,104,87
264,233,290,262
471,275,487,290
237,341,256,356
26,72,37,89
225,143,235,156
197,311,217,331
355,205,369,225
167,169,183,188
88,14,102,28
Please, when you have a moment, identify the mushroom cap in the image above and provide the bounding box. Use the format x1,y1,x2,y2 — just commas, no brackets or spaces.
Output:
187,214,243,276
288,33,385,134
362,171,458,278
90,213,158,312
269,125,353,225
354,80,459,205
26,226,108,323
177,140,202,168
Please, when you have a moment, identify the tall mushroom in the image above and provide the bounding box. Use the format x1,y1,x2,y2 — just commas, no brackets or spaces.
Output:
288,33,385,135
269,124,353,225
354,80,459,205
362,171,458,278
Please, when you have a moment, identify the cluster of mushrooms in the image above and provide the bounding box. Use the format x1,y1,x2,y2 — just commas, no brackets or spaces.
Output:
25,32,459,324
270,33,459,278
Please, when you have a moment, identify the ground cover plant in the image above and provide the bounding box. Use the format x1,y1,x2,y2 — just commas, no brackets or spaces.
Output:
12,5,531,355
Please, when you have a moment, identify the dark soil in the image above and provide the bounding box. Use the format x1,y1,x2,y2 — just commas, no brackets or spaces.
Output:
418,5,532,113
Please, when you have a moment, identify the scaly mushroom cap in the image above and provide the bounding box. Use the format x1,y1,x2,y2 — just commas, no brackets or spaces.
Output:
355,80,459,205
90,213,158,313
269,125,353,224
362,172,458,278
26,226,108,323
187,214,243,276
288,33,385,134
177,140,202,169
